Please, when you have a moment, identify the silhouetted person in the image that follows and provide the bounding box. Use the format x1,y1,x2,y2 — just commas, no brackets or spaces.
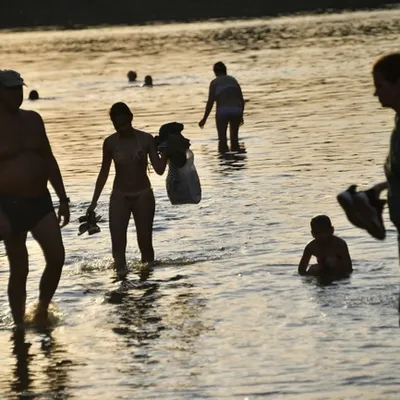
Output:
363,53,400,310
28,90,39,101
143,75,153,87
0,69,70,328
87,102,167,278
298,215,352,282
127,71,137,82
199,62,244,152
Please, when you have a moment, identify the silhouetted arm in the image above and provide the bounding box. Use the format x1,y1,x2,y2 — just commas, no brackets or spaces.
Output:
373,181,388,194
199,81,216,127
35,111,70,226
238,84,245,112
298,243,313,276
36,112,68,202
337,240,353,274
148,136,167,175
88,138,112,211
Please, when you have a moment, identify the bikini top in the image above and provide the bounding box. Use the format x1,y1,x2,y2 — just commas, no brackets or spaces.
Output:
112,133,147,165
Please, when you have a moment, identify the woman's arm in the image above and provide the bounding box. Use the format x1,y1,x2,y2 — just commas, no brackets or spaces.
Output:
88,138,112,211
199,81,216,127
148,136,168,175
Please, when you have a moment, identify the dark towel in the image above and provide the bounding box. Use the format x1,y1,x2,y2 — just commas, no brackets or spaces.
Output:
155,122,190,168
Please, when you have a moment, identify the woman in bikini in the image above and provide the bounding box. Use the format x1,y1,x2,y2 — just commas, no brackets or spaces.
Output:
199,62,245,152
87,102,167,276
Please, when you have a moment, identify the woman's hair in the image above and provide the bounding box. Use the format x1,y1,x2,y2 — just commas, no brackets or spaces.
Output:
373,53,400,83
109,102,132,119
213,61,227,75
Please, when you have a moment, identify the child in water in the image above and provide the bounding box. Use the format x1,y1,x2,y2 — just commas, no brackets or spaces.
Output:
298,215,353,281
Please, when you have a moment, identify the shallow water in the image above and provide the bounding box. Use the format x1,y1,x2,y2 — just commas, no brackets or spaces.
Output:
1,8,400,399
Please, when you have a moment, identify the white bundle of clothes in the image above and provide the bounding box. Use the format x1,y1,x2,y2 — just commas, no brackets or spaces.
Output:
155,122,201,205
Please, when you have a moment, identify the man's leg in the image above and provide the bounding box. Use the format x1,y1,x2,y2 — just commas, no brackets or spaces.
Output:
31,212,65,318
4,233,28,326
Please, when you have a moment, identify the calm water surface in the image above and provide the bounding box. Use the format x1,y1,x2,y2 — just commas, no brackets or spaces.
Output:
1,8,400,399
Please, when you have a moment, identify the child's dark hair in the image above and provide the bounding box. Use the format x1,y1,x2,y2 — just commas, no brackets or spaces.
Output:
310,215,332,229
373,53,400,83
109,102,132,120
213,61,227,75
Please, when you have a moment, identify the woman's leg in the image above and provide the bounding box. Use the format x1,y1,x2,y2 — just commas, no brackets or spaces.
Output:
109,192,131,272
215,113,229,153
229,114,242,151
132,189,156,263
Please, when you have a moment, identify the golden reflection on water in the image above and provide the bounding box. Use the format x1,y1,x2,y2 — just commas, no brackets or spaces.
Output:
0,8,400,400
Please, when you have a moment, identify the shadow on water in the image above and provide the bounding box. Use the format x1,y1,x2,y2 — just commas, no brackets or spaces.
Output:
10,329,74,399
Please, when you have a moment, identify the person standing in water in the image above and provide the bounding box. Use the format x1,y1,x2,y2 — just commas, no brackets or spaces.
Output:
199,62,245,152
366,54,400,308
0,70,70,328
87,102,167,277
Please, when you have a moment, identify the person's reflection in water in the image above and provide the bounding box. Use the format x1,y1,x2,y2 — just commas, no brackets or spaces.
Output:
106,263,208,383
10,329,32,395
107,265,163,352
9,329,73,399
40,330,73,397
218,141,247,171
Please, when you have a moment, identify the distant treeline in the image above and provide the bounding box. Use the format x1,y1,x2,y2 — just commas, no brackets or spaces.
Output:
1,0,398,29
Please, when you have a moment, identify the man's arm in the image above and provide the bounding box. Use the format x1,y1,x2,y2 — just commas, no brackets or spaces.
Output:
34,112,70,226
35,113,68,201
298,243,313,276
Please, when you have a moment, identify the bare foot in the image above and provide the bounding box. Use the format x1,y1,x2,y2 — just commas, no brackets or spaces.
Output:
31,302,50,329
116,264,128,280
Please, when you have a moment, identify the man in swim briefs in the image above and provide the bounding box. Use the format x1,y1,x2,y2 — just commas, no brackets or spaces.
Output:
0,70,70,328
199,62,245,152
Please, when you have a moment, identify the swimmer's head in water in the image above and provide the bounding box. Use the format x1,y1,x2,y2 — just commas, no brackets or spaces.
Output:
144,75,153,86
127,70,137,82
213,61,227,76
0,70,25,111
110,102,133,133
373,53,400,109
29,90,39,100
310,215,334,242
